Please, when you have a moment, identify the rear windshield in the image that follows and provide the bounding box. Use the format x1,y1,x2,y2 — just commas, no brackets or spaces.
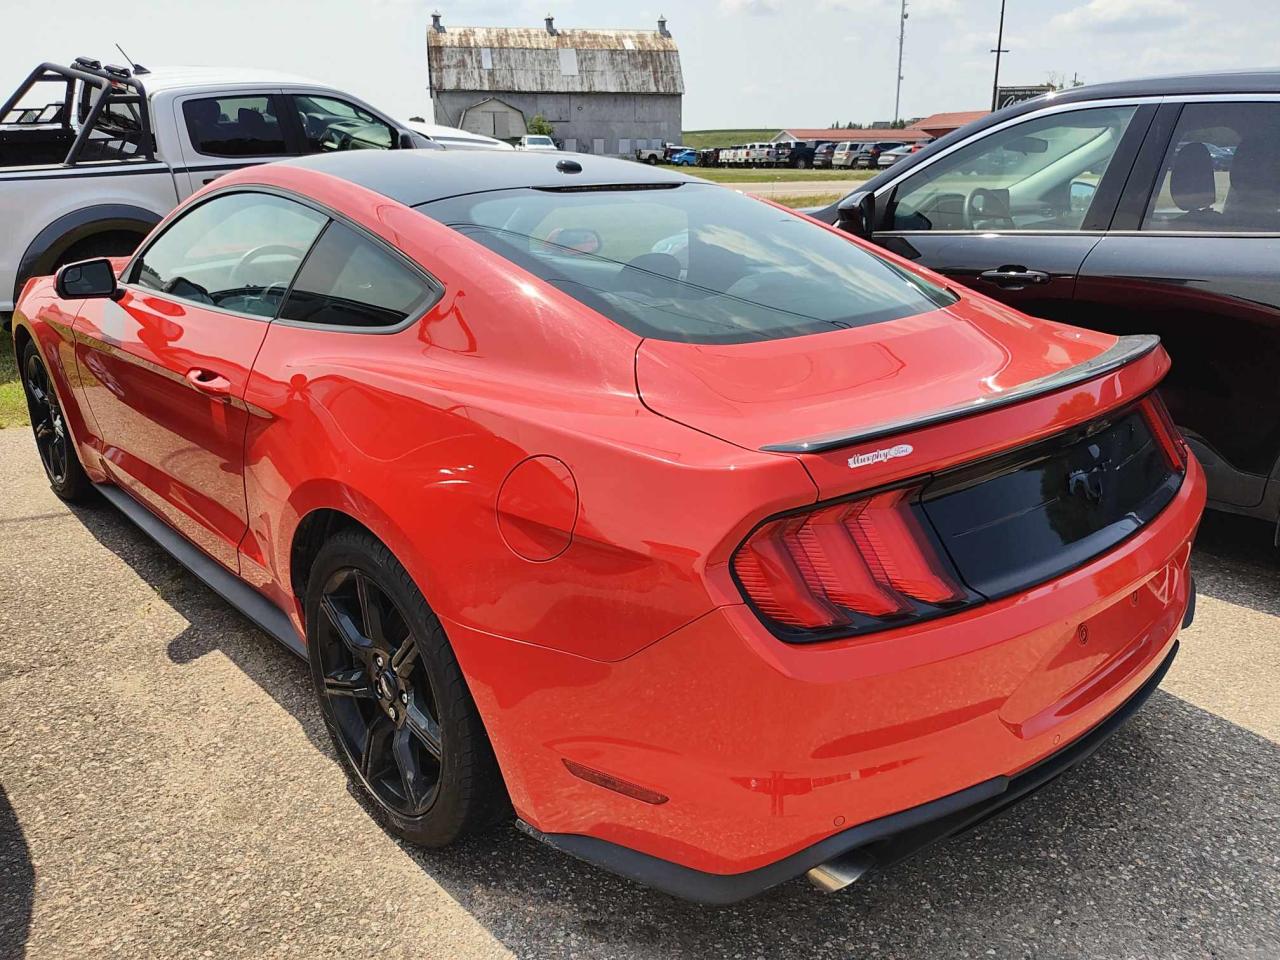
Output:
416,183,955,344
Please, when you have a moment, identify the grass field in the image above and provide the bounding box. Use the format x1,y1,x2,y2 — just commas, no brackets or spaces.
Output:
681,129,778,150
0,332,25,429
689,168,873,184
767,193,843,209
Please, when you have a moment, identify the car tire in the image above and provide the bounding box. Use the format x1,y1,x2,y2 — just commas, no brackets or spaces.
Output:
20,340,93,502
645,155,657,165
306,527,508,847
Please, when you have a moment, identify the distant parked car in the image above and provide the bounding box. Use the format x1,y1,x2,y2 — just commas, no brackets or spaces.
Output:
697,147,720,167
769,140,813,168
403,120,513,151
812,70,1280,531
812,142,837,168
831,142,858,168
855,141,906,169
669,148,697,166
516,134,558,151
876,144,913,168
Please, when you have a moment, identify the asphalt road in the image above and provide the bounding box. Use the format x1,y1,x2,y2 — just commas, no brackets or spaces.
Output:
1,427,1277,960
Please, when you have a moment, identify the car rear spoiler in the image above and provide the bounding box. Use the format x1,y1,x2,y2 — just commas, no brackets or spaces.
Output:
760,334,1161,454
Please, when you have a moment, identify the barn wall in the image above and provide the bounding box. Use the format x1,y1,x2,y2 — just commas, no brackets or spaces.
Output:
432,91,682,154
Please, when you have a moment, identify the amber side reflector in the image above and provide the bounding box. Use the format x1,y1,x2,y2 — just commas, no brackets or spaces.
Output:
562,759,669,805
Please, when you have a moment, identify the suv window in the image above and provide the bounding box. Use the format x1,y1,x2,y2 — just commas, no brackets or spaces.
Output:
1143,102,1280,233
419,183,956,345
130,192,326,318
183,96,288,158
890,106,1138,232
292,95,396,152
279,222,436,328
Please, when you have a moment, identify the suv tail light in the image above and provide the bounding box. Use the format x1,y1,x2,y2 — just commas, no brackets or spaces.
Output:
732,483,971,638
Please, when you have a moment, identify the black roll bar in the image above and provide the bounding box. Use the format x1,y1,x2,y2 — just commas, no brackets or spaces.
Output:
0,60,153,165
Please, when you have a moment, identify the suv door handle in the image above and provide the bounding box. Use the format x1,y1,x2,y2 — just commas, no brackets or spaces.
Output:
979,266,1051,287
186,368,232,398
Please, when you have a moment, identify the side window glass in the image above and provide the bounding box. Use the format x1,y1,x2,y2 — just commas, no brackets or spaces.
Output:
131,193,326,317
183,96,289,158
280,222,435,328
292,95,396,153
1142,102,1280,233
889,106,1138,232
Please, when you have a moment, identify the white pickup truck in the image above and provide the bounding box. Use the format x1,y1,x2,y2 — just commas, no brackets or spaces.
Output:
0,57,495,313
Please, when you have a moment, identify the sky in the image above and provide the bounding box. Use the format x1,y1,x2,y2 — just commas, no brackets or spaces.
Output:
3,0,1277,131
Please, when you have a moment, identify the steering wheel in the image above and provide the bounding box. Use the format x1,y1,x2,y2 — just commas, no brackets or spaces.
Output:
966,188,1017,231
229,244,305,288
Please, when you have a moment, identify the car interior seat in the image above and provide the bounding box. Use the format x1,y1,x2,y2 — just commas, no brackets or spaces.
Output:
1168,141,1221,226
1222,135,1280,231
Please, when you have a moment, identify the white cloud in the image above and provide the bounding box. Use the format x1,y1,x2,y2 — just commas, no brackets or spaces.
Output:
719,0,783,13
1049,0,1190,34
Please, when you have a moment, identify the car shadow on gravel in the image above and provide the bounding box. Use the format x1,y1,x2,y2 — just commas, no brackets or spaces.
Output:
1192,511,1280,617
63,495,1280,960
0,783,34,960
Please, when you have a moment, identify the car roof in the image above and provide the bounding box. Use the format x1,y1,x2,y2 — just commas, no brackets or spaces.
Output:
135,65,331,94
277,149,700,206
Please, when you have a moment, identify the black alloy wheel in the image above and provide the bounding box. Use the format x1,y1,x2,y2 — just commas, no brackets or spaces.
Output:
316,565,444,817
21,341,91,501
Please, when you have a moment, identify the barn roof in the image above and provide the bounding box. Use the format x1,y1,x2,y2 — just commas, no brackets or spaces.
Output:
427,18,684,96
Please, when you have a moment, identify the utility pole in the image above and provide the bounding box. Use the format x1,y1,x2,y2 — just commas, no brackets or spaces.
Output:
894,0,908,124
990,0,1009,111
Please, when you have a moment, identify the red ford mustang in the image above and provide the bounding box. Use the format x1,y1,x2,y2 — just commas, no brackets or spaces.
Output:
13,151,1204,902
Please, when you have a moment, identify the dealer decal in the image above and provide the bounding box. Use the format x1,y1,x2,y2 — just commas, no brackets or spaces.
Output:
847,443,913,469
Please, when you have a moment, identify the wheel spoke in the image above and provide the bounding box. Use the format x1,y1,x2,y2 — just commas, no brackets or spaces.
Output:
358,715,394,780
321,594,373,657
392,727,428,809
390,635,418,679
354,570,386,644
404,691,442,760
323,666,375,699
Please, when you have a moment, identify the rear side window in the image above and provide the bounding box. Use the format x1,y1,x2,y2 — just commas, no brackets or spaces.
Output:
419,183,956,345
183,96,288,157
279,222,436,329
1142,102,1280,233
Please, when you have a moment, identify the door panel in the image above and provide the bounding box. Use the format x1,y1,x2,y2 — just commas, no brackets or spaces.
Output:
72,291,269,568
877,233,1102,323
70,190,328,568
870,104,1151,323
1076,236,1280,506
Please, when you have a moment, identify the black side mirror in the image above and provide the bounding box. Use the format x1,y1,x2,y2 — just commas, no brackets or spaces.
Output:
836,190,875,237
56,258,120,300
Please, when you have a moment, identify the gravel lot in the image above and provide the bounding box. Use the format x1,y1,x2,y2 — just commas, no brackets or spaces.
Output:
1,427,1277,960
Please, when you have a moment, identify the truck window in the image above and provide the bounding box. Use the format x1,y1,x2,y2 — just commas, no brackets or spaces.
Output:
183,96,288,158
291,95,396,153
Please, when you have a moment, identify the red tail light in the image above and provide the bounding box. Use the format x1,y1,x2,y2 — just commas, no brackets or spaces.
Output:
733,484,969,639
1140,392,1188,472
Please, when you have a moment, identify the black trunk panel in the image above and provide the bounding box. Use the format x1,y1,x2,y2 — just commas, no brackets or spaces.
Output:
921,405,1181,599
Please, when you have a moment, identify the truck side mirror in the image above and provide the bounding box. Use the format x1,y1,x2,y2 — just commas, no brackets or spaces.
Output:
56,258,120,300
836,190,875,238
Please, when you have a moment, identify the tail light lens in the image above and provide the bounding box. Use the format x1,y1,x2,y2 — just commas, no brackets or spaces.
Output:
1140,392,1188,472
733,483,971,640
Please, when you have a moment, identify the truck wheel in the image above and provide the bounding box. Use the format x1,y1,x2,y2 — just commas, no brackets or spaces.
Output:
644,155,657,165
53,230,144,270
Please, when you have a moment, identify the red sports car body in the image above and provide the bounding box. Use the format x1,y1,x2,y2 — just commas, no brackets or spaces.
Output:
12,151,1205,902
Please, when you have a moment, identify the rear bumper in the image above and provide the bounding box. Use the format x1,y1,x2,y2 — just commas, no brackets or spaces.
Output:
521,638,1179,904
452,456,1204,900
